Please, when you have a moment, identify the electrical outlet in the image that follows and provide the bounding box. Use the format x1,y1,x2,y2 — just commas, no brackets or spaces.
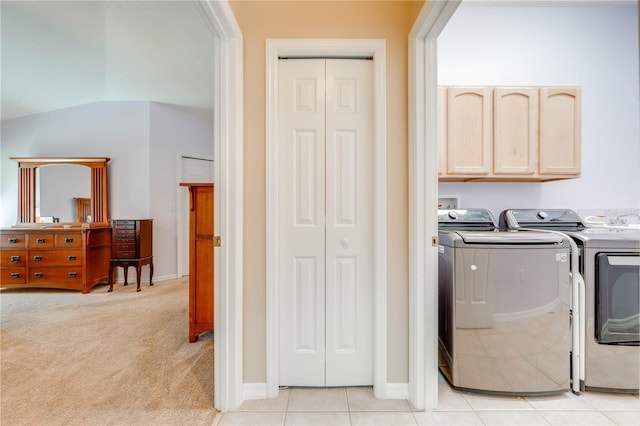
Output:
438,196,459,209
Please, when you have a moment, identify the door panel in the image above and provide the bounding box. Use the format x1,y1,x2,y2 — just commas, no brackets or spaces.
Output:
279,59,327,386
279,58,373,387
325,59,373,386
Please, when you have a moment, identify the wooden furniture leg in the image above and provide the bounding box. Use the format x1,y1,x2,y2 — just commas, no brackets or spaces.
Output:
136,264,142,292
108,261,115,292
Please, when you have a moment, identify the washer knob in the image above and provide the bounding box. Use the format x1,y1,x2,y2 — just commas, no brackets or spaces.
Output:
448,211,458,220
537,211,548,220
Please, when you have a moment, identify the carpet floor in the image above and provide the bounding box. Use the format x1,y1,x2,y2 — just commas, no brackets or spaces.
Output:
1,277,216,425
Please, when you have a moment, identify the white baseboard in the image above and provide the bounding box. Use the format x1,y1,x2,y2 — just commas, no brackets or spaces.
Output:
241,382,409,401
385,383,409,399
243,383,268,400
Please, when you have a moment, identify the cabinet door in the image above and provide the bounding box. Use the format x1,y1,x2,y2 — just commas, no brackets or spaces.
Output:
493,87,539,175
437,86,447,176
447,87,492,175
539,87,581,175
190,186,214,341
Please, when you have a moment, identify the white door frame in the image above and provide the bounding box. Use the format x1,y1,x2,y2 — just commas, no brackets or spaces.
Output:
408,0,461,411
266,39,387,399
195,0,244,412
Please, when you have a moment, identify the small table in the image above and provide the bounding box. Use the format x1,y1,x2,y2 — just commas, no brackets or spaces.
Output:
108,257,153,292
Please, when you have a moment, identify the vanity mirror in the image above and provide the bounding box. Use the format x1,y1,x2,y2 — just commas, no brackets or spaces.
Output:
10,157,110,225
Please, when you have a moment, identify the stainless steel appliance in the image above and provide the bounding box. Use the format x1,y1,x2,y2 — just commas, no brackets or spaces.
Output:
501,209,640,393
438,209,572,395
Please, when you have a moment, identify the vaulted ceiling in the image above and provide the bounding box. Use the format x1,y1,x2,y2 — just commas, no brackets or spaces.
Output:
1,1,215,121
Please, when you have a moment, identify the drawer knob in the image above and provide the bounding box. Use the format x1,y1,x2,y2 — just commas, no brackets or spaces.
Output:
36,238,46,244
68,255,77,261
34,272,43,278
65,238,74,243
10,272,20,279
7,238,17,244
33,255,43,261
68,272,77,278
10,255,20,263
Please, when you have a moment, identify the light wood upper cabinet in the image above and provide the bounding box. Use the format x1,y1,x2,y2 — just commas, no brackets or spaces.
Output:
539,87,582,175
446,87,492,175
438,85,581,182
493,87,539,175
437,86,447,176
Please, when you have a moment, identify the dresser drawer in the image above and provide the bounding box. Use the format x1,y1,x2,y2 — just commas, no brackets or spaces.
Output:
114,229,136,238
28,267,82,282
113,220,136,229
0,250,27,267
1,268,26,284
55,233,82,248
1,233,26,249
27,234,55,249
112,251,135,259
113,242,135,252
28,250,83,267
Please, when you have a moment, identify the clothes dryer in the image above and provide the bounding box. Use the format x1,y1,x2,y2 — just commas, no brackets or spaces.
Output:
500,209,640,393
438,209,572,395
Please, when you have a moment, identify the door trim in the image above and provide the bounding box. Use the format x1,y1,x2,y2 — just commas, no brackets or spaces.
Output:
408,0,461,411
195,0,244,412
266,39,387,398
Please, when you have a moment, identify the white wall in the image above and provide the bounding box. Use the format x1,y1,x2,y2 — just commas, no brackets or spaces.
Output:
438,4,640,220
0,100,213,282
0,101,150,227
149,102,214,281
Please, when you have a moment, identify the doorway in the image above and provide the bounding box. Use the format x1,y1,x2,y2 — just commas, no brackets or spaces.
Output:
278,58,374,387
265,38,387,399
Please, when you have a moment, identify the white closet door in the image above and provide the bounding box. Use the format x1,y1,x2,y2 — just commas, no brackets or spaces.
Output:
325,59,373,386
278,58,373,387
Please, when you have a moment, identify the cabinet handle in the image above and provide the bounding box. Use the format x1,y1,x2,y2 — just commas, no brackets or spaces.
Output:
34,272,43,278
10,272,20,279
33,256,43,261
10,255,20,263
68,255,77,261
65,238,74,243
68,272,77,278
7,238,17,244
36,238,46,244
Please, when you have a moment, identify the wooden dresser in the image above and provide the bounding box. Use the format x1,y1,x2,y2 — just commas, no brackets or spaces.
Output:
180,183,214,342
0,226,112,293
108,219,153,292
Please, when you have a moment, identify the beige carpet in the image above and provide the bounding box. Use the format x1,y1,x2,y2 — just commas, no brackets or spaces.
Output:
0,277,217,425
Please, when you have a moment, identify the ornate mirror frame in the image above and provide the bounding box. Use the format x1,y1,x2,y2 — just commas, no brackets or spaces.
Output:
10,157,110,225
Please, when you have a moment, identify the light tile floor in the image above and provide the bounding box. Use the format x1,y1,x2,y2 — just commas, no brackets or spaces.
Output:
214,374,640,425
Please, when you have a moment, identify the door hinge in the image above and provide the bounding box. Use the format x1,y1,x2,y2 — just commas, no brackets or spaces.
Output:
214,236,221,247
432,236,438,246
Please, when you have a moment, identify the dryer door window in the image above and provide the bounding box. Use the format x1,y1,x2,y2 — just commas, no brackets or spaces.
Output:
596,253,640,344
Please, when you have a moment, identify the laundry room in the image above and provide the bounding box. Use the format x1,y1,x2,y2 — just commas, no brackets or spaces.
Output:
437,3,639,219
435,1,640,399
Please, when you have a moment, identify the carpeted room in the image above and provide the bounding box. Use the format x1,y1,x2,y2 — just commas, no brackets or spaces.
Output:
0,278,216,425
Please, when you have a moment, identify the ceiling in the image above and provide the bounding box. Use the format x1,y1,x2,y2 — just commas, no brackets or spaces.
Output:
0,0,215,121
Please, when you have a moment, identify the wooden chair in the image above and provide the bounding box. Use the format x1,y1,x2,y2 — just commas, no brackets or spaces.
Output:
74,197,91,223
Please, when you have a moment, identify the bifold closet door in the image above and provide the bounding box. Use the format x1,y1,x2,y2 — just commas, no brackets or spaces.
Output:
278,58,374,387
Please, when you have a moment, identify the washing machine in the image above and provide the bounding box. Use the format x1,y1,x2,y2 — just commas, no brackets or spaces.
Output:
438,209,572,395
500,209,640,393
